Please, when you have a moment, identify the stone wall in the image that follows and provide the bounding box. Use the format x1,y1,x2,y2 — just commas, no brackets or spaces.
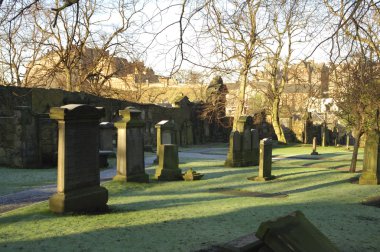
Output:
0,86,226,168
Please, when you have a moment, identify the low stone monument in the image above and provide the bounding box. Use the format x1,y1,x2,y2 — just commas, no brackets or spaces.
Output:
256,211,340,252
99,122,115,168
249,138,274,181
154,120,176,164
310,137,318,155
49,104,108,213
359,130,380,185
155,144,183,181
113,107,149,183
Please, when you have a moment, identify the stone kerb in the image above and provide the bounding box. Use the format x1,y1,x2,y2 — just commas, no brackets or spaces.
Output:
48,104,108,213
155,144,183,181
154,120,176,164
113,107,149,183
359,130,380,185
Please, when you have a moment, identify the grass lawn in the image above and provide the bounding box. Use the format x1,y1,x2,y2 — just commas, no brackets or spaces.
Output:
1,144,379,251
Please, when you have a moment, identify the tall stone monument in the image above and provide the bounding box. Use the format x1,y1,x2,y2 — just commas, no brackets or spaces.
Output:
49,104,108,213
359,130,380,185
154,120,176,164
113,107,149,183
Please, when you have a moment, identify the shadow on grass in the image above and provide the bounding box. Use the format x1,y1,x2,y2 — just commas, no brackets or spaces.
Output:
0,201,372,252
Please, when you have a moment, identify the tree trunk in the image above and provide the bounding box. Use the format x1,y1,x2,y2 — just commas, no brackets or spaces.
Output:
349,130,363,173
272,96,287,144
65,68,72,91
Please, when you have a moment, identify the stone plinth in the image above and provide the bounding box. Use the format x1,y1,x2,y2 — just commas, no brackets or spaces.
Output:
155,144,182,181
250,138,274,181
49,104,108,213
154,120,176,164
359,130,380,185
113,107,149,183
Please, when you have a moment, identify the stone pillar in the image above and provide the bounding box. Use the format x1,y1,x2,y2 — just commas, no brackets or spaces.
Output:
49,104,108,213
359,130,380,185
251,129,259,166
346,133,350,150
155,144,182,181
113,107,149,183
250,138,274,181
154,120,176,164
321,123,327,147
311,137,318,155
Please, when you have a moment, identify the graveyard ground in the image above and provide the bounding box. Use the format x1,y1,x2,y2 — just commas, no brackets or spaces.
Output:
1,144,380,251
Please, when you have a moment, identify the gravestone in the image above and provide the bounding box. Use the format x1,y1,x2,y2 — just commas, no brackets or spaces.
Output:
251,129,259,166
225,131,243,167
256,211,340,252
311,137,318,155
99,122,115,168
155,144,183,181
359,130,380,185
48,104,108,213
154,120,176,164
113,107,149,183
250,138,274,181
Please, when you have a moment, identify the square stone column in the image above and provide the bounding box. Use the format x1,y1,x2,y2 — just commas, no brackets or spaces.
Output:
154,120,176,164
49,104,108,213
359,130,380,185
113,107,149,183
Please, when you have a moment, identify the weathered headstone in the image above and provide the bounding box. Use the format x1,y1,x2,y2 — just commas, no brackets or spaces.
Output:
113,107,149,183
155,144,183,181
251,129,259,166
225,131,243,167
48,104,108,213
311,137,318,155
99,122,115,168
154,120,176,164
250,138,274,181
359,130,380,185
256,211,340,252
